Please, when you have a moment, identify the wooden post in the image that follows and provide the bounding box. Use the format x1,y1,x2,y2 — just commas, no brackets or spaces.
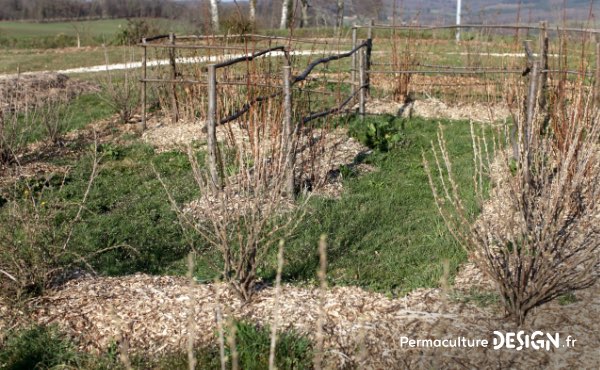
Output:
282,66,295,196
359,48,366,120
169,33,179,123
367,19,374,40
351,25,357,95
538,21,548,111
595,42,600,105
525,62,539,151
141,38,147,131
207,64,221,192
366,22,373,97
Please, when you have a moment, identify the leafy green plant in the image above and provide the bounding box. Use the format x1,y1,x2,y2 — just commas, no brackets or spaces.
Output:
558,292,578,306
0,325,82,370
97,142,122,161
348,115,405,151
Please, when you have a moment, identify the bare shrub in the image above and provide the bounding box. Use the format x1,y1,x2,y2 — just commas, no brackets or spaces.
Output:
424,79,600,324
0,92,73,165
390,30,417,103
159,126,307,301
157,75,308,301
99,47,140,124
40,98,72,145
0,103,38,166
0,142,128,302
114,18,163,46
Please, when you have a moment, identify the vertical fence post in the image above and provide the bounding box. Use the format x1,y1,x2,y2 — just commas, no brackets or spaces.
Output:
359,48,367,120
367,19,374,40
595,42,600,106
141,38,147,131
169,33,179,123
538,21,548,112
207,64,221,192
282,65,295,196
366,21,374,97
351,25,358,95
525,62,539,152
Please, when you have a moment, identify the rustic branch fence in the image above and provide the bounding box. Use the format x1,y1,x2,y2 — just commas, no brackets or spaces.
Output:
139,34,372,194
138,22,600,193
356,21,600,159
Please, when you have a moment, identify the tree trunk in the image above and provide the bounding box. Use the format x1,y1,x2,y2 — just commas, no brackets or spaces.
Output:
249,0,257,24
300,0,309,28
209,0,219,33
336,0,344,30
280,0,291,29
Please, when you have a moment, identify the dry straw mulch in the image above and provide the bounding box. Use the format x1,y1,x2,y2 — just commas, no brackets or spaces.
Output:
1,265,593,369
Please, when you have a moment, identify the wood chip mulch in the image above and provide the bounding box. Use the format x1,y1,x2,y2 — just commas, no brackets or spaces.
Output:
0,72,99,113
0,265,595,369
362,98,511,123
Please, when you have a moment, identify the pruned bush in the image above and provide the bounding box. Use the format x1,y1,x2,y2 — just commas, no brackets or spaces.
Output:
160,123,307,301
157,57,312,301
424,78,600,324
0,105,36,165
39,99,71,145
98,47,140,125
0,146,102,301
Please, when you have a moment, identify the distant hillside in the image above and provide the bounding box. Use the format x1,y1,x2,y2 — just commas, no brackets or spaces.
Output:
382,0,598,26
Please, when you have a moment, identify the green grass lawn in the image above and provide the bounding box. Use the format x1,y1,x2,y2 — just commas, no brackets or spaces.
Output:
0,107,485,368
21,93,115,143
0,322,312,370
281,115,478,295
0,18,192,46
0,19,125,39
6,113,479,296
0,46,138,75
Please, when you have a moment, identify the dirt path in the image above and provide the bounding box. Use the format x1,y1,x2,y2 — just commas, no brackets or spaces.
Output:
0,49,330,79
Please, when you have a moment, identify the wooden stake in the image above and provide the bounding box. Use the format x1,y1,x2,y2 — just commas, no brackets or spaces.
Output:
595,42,600,105
351,26,357,95
525,62,539,152
141,39,147,131
207,64,221,192
365,20,374,98
169,33,179,123
538,21,548,111
282,66,295,196
359,48,367,120
368,19,374,40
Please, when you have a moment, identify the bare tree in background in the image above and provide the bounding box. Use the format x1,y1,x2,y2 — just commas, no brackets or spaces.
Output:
300,0,310,28
209,0,219,32
335,0,344,30
249,0,257,25
280,0,292,29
